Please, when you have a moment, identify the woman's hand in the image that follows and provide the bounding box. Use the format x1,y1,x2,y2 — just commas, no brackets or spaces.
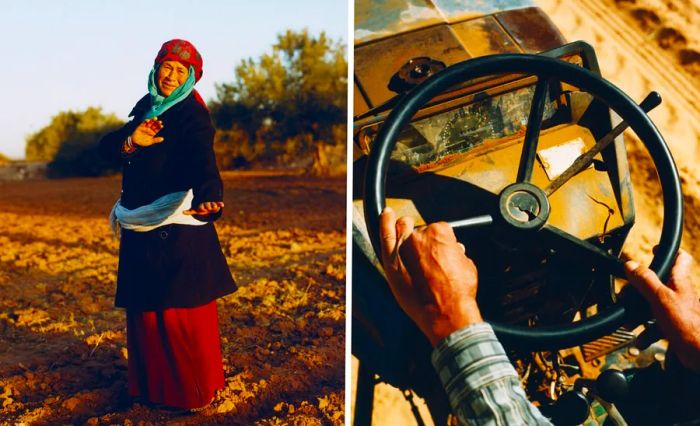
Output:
183,201,224,216
132,118,164,147
379,207,483,347
625,250,700,372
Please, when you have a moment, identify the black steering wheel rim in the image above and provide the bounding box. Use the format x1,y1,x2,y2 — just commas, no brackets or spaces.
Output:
363,54,683,350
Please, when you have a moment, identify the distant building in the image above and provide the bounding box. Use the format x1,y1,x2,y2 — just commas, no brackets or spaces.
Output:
0,161,48,181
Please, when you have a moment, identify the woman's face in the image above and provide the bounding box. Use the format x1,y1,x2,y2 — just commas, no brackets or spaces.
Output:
157,60,189,96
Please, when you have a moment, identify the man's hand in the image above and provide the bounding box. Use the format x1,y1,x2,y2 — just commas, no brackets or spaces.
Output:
625,250,700,372
183,201,224,216
379,207,483,347
132,118,164,147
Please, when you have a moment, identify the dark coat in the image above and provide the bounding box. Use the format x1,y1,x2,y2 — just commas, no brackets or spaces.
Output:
100,93,237,311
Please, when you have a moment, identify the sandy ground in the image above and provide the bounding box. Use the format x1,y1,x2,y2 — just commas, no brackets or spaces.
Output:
0,172,345,425
355,0,700,424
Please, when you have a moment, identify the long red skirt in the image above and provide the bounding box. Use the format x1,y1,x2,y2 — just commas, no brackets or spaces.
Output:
126,301,225,409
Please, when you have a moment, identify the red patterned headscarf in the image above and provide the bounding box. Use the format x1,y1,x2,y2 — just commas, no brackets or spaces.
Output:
152,39,207,110
154,39,204,82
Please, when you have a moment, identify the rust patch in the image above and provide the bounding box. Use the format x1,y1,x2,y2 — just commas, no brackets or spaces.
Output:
451,15,522,57
355,24,471,106
495,7,567,53
354,83,371,117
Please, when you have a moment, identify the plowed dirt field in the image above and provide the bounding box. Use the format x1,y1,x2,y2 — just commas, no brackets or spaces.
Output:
0,172,346,425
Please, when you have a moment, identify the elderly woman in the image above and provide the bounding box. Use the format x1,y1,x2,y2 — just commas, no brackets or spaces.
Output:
99,39,236,411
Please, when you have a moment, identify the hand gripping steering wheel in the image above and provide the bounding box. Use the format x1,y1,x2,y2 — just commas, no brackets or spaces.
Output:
363,54,683,350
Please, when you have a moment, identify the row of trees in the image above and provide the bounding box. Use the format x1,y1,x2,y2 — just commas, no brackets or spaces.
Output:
24,29,347,177
211,29,347,171
25,108,123,176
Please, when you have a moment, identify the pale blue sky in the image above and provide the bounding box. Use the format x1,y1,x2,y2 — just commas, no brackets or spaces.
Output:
0,0,348,159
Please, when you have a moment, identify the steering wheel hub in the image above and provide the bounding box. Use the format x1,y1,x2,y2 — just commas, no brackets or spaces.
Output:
499,183,550,230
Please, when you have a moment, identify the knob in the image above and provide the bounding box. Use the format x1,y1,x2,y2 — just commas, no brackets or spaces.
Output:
552,390,590,425
596,369,629,403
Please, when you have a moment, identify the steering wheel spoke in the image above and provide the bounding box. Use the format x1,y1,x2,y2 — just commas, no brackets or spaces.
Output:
516,77,551,183
540,225,626,277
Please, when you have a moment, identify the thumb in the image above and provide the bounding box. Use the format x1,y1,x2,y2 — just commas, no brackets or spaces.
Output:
624,261,669,307
153,137,165,143
668,249,694,295
379,207,397,265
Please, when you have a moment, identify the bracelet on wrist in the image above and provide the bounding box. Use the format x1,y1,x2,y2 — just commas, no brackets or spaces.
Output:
122,136,136,154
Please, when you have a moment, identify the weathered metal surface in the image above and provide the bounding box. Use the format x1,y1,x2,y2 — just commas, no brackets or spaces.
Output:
354,71,537,142
387,82,554,169
581,328,636,362
567,92,635,223
355,0,534,44
495,7,567,53
354,82,371,117
433,0,534,21
354,125,627,242
355,0,442,44
355,24,472,106
433,124,627,241
451,15,522,57
354,3,567,121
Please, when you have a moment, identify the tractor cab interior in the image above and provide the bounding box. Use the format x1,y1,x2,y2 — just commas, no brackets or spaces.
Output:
352,39,695,425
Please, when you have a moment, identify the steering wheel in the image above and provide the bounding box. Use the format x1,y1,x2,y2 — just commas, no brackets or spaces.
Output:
363,54,683,350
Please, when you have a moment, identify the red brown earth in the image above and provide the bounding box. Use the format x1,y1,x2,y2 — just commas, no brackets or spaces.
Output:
0,171,346,425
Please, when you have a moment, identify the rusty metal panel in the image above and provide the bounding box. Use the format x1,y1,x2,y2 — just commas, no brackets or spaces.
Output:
451,15,522,57
432,124,626,240
354,82,371,117
433,0,534,23
366,122,628,241
355,0,536,44
355,0,443,44
355,25,472,107
495,7,567,53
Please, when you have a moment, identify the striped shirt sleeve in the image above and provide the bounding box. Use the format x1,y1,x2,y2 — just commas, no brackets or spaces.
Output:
431,322,553,425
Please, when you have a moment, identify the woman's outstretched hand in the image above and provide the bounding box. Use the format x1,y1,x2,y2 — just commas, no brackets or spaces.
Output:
183,201,224,216
379,207,483,347
132,118,164,147
625,250,700,372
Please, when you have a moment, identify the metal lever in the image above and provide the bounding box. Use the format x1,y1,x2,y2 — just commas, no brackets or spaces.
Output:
446,215,493,229
545,91,662,196
415,214,494,231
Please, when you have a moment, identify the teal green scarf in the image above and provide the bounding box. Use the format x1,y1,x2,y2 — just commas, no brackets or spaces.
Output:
142,65,196,120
